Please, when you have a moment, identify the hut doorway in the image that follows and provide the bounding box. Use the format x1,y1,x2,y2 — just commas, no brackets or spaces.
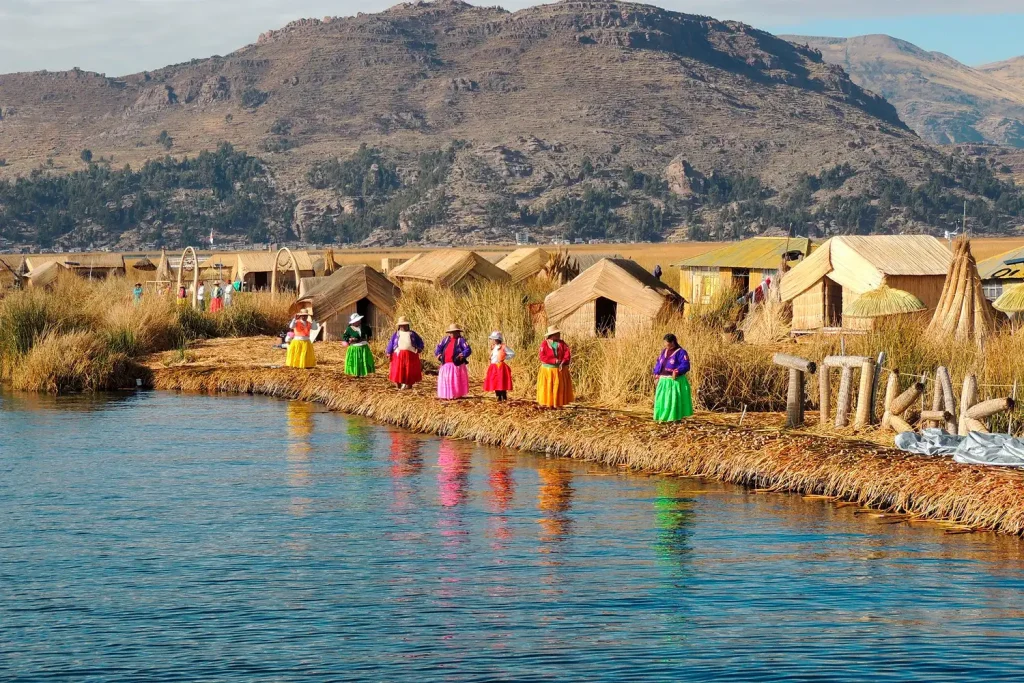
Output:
253,272,270,290
824,279,843,328
595,297,617,336
731,268,750,294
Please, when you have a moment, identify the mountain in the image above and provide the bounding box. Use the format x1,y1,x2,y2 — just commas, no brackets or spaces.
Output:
0,1,1021,250
784,34,1024,148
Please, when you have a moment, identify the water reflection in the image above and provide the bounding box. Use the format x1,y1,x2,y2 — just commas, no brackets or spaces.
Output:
286,401,315,516
487,452,516,547
653,479,695,572
537,463,574,547
388,430,424,515
437,440,471,510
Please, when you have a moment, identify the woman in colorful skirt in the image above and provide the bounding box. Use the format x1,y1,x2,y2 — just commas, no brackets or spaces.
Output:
285,309,316,369
483,331,515,402
342,313,375,377
435,324,472,400
653,333,693,422
386,316,424,389
537,326,574,408
209,281,224,313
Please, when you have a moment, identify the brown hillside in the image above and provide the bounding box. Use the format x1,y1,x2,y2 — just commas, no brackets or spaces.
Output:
785,34,1024,149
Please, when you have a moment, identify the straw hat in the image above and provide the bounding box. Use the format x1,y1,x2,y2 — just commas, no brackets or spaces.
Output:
545,326,561,337
349,313,364,324
445,323,463,334
297,307,313,317
489,331,503,341
396,316,411,328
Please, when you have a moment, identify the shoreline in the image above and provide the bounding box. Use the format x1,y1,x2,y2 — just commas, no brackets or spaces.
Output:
146,350,1024,536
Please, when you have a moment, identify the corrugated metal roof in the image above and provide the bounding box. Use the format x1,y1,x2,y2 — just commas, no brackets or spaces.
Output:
675,237,813,269
978,245,1024,280
545,258,682,323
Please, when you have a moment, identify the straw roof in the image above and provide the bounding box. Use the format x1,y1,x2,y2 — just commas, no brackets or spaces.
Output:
131,257,157,271
993,283,1024,313
927,236,995,345
484,252,509,264
290,264,401,318
235,250,315,278
387,250,510,287
496,247,550,284
26,261,67,288
845,285,926,319
25,253,126,271
676,237,814,269
782,235,951,301
545,258,683,323
572,252,624,272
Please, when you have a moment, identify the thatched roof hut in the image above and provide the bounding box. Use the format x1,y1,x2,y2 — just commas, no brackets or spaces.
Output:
388,250,510,288
26,261,67,288
291,264,401,341
993,284,1024,314
781,235,951,332
496,247,550,284
25,253,126,279
544,258,683,338
235,250,315,290
845,285,926,319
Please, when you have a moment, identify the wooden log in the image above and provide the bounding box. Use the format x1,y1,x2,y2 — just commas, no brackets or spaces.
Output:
854,358,876,428
919,410,954,424
889,382,925,418
786,368,805,428
835,366,855,428
964,418,990,434
881,370,900,430
822,355,872,369
936,367,957,433
889,414,914,434
773,353,817,374
966,397,1015,421
818,368,831,430
958,374,978,437
928,376,943,428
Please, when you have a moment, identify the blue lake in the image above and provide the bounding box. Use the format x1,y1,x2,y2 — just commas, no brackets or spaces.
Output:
3,391,1024,681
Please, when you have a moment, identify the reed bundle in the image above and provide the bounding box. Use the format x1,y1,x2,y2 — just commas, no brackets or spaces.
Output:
149,361,1024,536
927,236,996,346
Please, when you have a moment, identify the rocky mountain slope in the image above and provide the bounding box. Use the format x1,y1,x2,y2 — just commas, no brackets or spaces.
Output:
0,1,1022,249
784,34,1024,148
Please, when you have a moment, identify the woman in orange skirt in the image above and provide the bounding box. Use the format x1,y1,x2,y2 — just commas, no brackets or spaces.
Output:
536,326,573,408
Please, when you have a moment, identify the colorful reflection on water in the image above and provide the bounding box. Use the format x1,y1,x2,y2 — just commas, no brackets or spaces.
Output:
3,391,1024,681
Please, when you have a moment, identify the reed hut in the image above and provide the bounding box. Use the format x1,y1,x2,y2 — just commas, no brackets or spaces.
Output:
25,260,67,288
235,251,315,291
927,236,996,345
977,244,1024,301
25,253,126,280
781,235,951,332
543,258,683,338
496,248,550,284
676,237,814,306
387,250,510,288
290,264,400,341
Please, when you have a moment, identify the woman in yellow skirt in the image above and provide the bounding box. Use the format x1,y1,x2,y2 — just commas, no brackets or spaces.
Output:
536,326,574,408
286,309,316,369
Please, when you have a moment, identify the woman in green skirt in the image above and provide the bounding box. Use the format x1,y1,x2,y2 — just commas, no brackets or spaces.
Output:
652,333,693,422
342,313,375,377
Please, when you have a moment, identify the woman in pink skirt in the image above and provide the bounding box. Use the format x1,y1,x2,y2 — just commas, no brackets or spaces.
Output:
435,324,472,400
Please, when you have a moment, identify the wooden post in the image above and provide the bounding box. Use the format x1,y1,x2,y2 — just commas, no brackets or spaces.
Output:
936,367,957,434
958,374,979,437
819,368,831,430
835,366,855,428
854,358,876,428
881,369,900,430
869,351,886,421
786,368,805,428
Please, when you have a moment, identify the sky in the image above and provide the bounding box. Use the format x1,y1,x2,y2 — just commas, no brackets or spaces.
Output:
0,0,1022,76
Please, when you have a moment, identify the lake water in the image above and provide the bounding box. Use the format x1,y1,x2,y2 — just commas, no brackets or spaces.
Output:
3,391,1024,681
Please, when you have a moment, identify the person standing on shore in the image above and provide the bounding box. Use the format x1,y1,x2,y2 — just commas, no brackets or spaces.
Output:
177,284,188,306
435,324,472,400
286,310,316,369
210,281,224,313
386,317,424,389
223,282,234,308
342,313,375,377
483,331,514,402
133,283,143,304
197,282,206,312
652,333,693,422
537,327,573,408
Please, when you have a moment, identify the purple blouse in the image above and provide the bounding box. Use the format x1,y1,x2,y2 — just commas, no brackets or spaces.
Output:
435,336,472,362
654,347,690,376
386,330,425,355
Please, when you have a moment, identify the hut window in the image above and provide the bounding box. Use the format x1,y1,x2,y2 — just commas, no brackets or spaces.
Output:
691,267,717,305
982,281,1004,302
595,297,617,337
731,268,750,293
825,280,843,327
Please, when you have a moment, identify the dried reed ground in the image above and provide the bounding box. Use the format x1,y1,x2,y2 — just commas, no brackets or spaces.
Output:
147,338,1024,536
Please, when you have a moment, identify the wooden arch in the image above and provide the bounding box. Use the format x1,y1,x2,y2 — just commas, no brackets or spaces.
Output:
270,247,301,298
175,246,200,309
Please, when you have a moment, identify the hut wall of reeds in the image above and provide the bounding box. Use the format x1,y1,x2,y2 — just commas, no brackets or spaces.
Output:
380,257,408,275
782,236,951,332
290,264,400,340
387,250,510,288
675,237,814,305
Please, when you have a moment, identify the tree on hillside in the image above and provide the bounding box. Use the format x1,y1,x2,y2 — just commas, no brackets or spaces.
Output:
157,131,173,151
80,149,93,164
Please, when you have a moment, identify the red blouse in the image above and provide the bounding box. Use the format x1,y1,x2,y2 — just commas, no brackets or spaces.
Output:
538,339,571,366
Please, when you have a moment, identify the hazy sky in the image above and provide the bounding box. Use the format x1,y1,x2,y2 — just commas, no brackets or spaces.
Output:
1,0,1022,76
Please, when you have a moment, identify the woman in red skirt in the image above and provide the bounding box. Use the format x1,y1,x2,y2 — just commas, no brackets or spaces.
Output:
386,317,424,389
483,331,515,401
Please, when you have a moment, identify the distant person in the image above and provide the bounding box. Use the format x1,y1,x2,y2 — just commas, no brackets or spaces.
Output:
653,264,663,281
652,333,693,422
342,313,375,377
285,309,316,369
386,316,424,389
133,283,143,304
177,284,188,306
537,327,573,408
435,324,471,400
210,281,224,313
223,283,234,308
197,282,206,312
484,331,514,402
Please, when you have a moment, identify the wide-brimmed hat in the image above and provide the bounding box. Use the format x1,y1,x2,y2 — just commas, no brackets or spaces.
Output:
297,308,313,317
445,323,462,334
395,316,411,328
349,313,364,324
489,331,503,341
545,326,561,337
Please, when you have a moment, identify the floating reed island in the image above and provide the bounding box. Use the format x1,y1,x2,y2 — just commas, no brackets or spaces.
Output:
146,338,1024,536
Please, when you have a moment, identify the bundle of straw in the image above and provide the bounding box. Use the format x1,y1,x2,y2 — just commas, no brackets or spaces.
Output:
846,285,925,319
927,236,996,346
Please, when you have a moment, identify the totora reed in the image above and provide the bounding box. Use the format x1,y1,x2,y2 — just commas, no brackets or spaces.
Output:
149,355,1024,536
